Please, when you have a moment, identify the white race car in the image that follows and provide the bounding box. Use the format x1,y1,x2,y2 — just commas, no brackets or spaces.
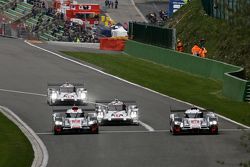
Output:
169,107,218,135
96,99,139,125
47,82,87,106
52,106,99,135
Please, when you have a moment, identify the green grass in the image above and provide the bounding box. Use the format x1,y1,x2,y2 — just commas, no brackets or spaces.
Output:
167,0,250,79
0,112,33,167
63,51,250,126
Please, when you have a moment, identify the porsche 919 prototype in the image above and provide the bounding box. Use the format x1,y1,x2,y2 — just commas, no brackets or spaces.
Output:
47,82,87,105
52,106,99,135
169,107,218,135
96,99,139,125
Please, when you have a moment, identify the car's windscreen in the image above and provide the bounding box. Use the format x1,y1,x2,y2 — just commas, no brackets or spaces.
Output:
66,113,84,118
108,105,123,111
60,87,75,93
186,113,203,118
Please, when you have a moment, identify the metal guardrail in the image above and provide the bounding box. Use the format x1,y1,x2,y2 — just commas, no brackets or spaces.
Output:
244,82,250,102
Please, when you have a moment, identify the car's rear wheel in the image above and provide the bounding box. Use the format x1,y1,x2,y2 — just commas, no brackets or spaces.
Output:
91,124,99,134
54,126,62,135
172,125,181,135
210,125,218,135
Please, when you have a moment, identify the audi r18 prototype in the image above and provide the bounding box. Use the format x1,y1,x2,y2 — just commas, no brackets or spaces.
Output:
52,106,99,135
47,82,87,106
96,99,139,125
169,107,218,135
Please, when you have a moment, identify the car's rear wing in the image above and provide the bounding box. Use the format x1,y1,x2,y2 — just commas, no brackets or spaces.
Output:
170,108,214,113
52,106,96,113
95,100,136,104
47,82,84,87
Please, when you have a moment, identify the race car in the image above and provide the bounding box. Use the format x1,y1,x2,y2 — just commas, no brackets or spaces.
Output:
96,99,139,125
52,106,99,135
47,82,87,106
169,107,218,135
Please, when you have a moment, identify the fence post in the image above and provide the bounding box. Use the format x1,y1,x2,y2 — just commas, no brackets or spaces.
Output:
172,28,176,50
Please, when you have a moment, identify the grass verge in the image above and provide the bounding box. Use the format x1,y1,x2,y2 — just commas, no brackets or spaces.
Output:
63,51,250,126
0,112,33,167
168,0,250,78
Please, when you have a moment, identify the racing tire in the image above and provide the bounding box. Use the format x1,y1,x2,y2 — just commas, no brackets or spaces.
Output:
210,125,218,135
172,125,181,135
92,127,99,134
91,124,99,134
54,130,60,135
54,126,62,135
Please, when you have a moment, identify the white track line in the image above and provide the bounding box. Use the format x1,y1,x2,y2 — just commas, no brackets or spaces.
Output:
24,40,155,132
24,41,250,130
0,106,48,167
0,88,47,97
130,0,148,23
139,120,154,131
0,88,154,131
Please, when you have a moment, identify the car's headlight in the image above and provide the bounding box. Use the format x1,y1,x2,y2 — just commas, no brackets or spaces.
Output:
80,92,86,99
130,111,137,118
210,121,217,125
180,123,183,128
51,92,57,100
55,121,62,125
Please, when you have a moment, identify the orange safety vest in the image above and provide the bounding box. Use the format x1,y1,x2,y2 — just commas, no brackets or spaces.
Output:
191,45,202,56
200,47,207,58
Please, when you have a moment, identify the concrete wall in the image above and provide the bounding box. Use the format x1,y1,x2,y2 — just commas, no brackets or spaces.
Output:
124,40,249,101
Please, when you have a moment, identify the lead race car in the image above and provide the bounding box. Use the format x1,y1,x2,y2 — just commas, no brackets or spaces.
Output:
96,99,139,125
52,106,99,135
47,82,87,106
169,107,218,135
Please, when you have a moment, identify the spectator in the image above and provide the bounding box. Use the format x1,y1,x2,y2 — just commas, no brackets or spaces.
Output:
200,47,207,58
191,42,202,56
176,38,184,52
108,0,111,8
115,0,118,9
199,38,207,58
111,1,114,8
32,7,36,18
105,0,109,7
12,2,17,10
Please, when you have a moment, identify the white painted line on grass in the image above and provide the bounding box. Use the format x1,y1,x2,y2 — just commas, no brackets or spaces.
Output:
24,41,250,130
0,88,47,97
0,106,48,167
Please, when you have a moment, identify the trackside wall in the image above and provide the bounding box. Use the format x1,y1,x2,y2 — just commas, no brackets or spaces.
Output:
124,40,249,102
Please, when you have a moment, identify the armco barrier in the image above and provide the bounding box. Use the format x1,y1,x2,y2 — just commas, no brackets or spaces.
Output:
124,40,249,102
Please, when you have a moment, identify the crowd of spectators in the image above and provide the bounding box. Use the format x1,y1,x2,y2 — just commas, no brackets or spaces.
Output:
10,0,99,42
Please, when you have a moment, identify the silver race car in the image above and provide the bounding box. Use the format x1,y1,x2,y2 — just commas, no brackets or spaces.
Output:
96,99,139,125
47,82,87,106
52,106,99,135
169,107,218,135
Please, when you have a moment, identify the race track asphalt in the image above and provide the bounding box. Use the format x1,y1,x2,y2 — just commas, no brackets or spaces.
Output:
0,37,249,167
